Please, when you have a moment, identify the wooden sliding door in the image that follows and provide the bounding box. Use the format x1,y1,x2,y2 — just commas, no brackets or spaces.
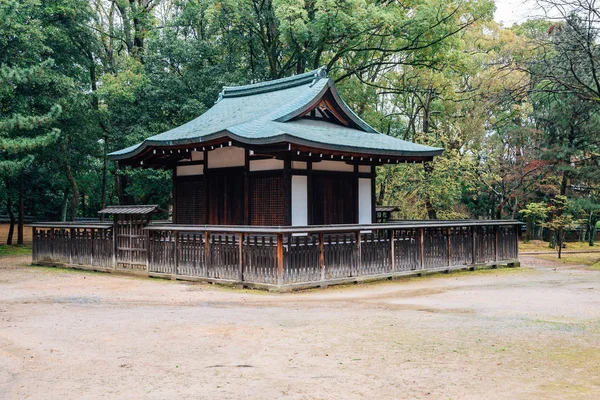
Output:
311,174,357,225
207,167,245,225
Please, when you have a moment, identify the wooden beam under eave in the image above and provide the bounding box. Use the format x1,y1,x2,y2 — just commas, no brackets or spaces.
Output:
287,144,435,165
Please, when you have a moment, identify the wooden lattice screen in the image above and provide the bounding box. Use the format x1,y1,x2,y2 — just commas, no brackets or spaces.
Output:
175,176,206,224
250,174,285,226
115,214,150,270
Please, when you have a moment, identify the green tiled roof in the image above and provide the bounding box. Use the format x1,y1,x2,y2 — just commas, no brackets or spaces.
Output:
109,67,443,160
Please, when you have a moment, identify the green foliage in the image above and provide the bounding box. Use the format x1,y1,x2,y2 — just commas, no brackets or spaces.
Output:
521,202,549,241
1,0,600,230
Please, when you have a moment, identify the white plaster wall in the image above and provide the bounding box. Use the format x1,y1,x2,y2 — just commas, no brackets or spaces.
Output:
249,158,284,171
358,165,371,173
312,160,354,172
177,164,204,176
207,146,245,168
358,178,372,224
190,151,204,161
291,175,308,226
292,161,307,170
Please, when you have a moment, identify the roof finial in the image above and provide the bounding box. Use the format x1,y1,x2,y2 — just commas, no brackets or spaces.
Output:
310,66,328,87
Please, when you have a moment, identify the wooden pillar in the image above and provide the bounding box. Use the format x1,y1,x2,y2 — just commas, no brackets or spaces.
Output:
319,231,325,281
389,229,395,273
276,233,284,286
238,233,244,283
243,149,249,225
307,161,313,225
371,165,376,223
354,164,359,224
283,159,292,226
419,227,425,270
172,168,177,223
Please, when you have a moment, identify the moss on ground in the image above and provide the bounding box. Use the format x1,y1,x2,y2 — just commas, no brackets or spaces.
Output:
519,240,597,252
537,252,600,270
0,245,32,257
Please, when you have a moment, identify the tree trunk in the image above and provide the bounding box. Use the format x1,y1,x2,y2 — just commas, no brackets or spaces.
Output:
65,162,79,221
589,219,597,246
61,188,69,222
423,162,437,219
100,139,108,221
17,171,24,245
560,171,569,196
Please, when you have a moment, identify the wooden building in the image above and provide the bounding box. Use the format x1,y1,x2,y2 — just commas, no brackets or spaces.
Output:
31,68,520,291
109,67,442,226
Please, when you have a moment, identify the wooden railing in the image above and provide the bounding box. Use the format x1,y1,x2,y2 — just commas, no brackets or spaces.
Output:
32,222,115,269
31,220,520,290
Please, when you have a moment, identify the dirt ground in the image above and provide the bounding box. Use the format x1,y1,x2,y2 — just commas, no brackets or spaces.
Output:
1,255,599,399
0,224,32,245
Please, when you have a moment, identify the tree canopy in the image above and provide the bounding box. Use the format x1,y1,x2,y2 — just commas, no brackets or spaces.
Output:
1,0,600,245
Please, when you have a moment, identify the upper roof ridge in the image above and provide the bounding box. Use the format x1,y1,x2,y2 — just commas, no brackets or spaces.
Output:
216,66,328,102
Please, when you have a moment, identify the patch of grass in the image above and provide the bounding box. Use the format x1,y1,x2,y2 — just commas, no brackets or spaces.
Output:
0,245,32,257
519,240,597,252
590,262,600,271
537,252,600,269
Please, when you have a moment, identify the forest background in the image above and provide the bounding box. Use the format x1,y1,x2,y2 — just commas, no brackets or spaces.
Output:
2,0,599,245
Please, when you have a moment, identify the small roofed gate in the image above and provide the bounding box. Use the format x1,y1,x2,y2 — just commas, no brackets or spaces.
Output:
98,205,164,270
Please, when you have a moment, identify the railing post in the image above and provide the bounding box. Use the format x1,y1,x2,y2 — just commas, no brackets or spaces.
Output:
389,229,395,273
173,231,179,278
494,225,499,262
355,230,361,276
419,227,425,270
238,233,244,283
471,226,477,264
447,227,452,267
276,233,284,287
90,228,95,267
319,232,325,281
204,231,210,276
32,227,37,262
145,229,150,272
112,218,117,269
69,228,74,265
515,224,520,259
50,227,54,261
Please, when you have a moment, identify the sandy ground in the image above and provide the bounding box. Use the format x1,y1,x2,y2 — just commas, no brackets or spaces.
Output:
1,256,599,399
0,224,32,245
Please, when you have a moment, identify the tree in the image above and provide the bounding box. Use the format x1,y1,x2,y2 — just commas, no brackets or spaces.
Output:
520,202,549,241
544,195,577,257
569,195,600,246
0,0,68,243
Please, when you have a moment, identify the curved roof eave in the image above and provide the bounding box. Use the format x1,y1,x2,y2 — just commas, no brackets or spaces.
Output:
109,129,443,161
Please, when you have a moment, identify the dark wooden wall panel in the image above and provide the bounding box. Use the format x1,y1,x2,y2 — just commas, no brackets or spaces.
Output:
249,174,285,226
311,174,357,225
175,176,206,224
207,168,245,225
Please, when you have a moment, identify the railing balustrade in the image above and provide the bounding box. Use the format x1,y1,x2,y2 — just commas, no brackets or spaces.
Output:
31,220,521,290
